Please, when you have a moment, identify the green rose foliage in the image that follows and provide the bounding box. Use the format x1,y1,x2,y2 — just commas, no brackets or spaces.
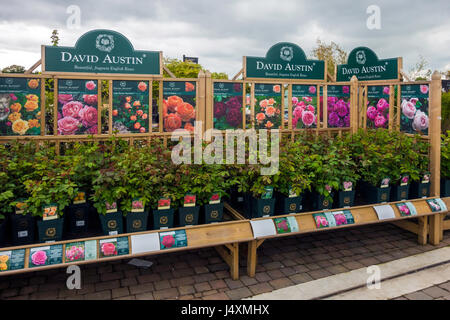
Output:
442,131,450,178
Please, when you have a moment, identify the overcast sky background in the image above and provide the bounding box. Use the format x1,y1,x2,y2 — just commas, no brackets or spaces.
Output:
0,0,449,77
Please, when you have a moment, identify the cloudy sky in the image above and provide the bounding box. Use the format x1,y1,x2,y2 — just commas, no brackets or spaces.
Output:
0,0,449,77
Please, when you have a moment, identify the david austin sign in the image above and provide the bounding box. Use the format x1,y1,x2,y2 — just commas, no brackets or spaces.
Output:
42,29,162,76
244,42,325,80
336,47,399,82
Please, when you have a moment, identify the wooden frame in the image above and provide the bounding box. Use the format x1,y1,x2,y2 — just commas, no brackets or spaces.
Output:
0,219,253,280
224,197,448,277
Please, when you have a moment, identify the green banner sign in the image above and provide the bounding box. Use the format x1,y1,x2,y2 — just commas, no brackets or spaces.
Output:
336,47,399,82
245,42,325,80
43,29,161,75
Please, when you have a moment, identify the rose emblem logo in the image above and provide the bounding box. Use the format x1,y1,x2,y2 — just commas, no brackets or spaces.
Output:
219,83,225,89
280,46,294,62
169,82,175,88
66,80,73,87
120,81,126,87
356,50,366,64
96,34,115,53
5,78,13,85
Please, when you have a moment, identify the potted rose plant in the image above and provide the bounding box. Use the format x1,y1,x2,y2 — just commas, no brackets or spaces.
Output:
303,135,339,210
0,145,15,246
64,141,103,235
119,143,158,233
149,141,177,230
91,139,128,235
198,162,232,224
332,137,359,208
23,151,77,243
348,129,393,204
388,133,421,201
409,137,431,199
7,141,43,245
442,131,450,197
274,140,312,214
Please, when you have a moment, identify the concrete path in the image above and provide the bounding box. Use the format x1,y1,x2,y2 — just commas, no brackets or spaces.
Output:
247,246,450,300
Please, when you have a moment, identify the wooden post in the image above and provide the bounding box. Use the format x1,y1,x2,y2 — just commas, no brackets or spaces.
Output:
247,240,258,277
204,71,213,131
429,70,442,244
350,76,358,134
197,70,206,134
430,71,442,197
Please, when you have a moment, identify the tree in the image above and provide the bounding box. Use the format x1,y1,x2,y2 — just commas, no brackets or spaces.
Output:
310,39,347,79
2,65,25,73
408,55,432,81
51,30,59,46
163,57,228,79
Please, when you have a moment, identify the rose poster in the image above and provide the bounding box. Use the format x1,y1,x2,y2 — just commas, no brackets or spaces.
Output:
292,85,318,129
0,77,41,136
112,80,150,133
163,81,196,132
57,79,98,135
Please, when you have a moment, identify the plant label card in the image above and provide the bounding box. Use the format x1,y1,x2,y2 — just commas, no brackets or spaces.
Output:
288,187,297,198
159,230,188,250
313,213,330,229
29,245,63,268
332,210,355,226
131,198,145,212
374,205,396,220
14,199,27,214
99,237,129,258
250,220,276,238
209,193,221,204
427,199,448,212
184,194,196,207
131,233,160,254
380,177,390,188
273,217,299,234
73,192,87,204
396,202,418,217
43,203,58,221
324,212,337,227
261,186,274,200
422,173,431,184
400,175,409,186
158,198,171,210
64,241,85,262
343,181,353,192
105,201,118,213
0,249,25,272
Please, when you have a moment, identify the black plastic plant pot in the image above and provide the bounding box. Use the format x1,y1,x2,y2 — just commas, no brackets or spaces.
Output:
390,185,410,202
274,192,303,215
0,217,8,247
203,203,224,224
178,206,200,227
10,213,35,246
361,182,391,204
99,211,123,236
229,187,245,209
410,182,430,199
37,218,64,243
243,193,275,219
311,192,334,211
125,211,149,233
152,208,174,230
337,190,355,208
66,203,90,235
441,178,450,198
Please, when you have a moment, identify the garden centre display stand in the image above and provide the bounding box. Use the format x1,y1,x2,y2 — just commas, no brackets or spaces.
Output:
0,220,253,280
225,198,448,278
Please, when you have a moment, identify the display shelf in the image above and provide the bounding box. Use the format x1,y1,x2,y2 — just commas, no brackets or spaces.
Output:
0,219,254,280
226,197,448,277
